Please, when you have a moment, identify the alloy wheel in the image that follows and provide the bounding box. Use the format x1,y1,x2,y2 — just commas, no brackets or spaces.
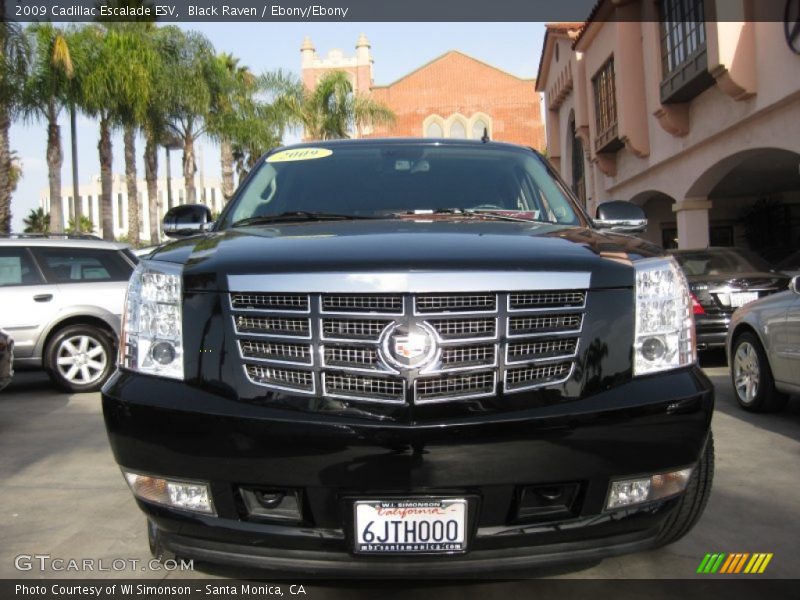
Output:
733,341,760,405
55,335,108,386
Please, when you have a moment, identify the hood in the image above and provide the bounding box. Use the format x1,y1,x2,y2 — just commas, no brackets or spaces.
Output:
148,219,664,291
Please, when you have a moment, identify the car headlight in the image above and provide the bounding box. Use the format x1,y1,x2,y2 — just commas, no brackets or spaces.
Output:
634,257,695,376
120,260,184,380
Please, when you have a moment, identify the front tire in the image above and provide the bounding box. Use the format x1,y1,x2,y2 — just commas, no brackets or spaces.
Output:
44,324,115,393
654,433,714,548
731,332,788,413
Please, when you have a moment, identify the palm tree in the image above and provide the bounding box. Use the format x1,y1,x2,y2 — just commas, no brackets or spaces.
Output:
66,215,93,234
23,207,50,233
0,5,31,234
161,28,214,206
269,70,395,141
206,53,256,201
79,25,151,241
23,24,76,234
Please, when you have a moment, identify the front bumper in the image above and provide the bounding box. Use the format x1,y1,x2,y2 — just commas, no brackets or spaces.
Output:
102,367,713,575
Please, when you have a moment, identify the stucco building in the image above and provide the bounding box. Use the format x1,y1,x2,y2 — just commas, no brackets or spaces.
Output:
536,0,800,259
300,35,545,149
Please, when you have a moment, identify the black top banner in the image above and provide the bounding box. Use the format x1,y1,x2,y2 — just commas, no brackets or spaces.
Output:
3,0,793,22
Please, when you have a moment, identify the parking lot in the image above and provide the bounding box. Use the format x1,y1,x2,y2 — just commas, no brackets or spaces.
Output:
1,353,798,583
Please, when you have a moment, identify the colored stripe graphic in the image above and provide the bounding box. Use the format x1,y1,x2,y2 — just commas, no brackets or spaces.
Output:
699,553,773,574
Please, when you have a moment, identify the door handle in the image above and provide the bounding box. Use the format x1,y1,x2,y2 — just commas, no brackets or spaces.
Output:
33,294,53,302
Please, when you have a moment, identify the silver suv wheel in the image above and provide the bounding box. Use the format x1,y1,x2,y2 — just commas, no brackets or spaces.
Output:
55,335,108,386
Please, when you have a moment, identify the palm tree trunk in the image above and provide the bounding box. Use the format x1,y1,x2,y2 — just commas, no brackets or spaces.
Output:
220,138,235,202
0,105,12,234
98,115,114,241
183,129,196,205
47,100,64,234
124,124,139,246
70,104,82,224
144,129,159,244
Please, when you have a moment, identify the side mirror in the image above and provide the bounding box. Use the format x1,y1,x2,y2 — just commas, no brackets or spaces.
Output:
162,204,213,239
594,201,647,234
790,275,800,295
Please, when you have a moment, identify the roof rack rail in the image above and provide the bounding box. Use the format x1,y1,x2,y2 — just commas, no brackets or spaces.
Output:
0,233,103,240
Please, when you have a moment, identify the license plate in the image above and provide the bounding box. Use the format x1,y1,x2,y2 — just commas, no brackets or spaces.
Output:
730,292,759,308
354,498,467,554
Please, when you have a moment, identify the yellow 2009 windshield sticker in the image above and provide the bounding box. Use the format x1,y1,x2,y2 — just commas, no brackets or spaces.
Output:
266,148,333,163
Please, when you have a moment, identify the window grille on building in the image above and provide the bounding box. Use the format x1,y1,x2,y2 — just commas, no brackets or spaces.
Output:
592,57,619,152
659,0,713,103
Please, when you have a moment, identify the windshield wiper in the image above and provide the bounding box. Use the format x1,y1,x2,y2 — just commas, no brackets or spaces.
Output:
395,208,541,223
232,211,380,227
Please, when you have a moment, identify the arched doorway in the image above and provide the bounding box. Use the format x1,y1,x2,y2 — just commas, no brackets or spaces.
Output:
685,148,800,261
630,191,677,248
568,114,586,208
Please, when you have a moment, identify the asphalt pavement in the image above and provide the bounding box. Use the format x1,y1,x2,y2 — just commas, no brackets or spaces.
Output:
1,352,798,587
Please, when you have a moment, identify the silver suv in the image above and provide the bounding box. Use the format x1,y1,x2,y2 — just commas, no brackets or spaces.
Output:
0,235,136,392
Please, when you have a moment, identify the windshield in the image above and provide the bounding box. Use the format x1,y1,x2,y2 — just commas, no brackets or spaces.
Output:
672,249,773,276
219,144,584,228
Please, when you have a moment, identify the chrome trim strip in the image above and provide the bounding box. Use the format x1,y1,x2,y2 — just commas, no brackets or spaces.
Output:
413,372,498,404
231,316,313,340
504,338,581,366
228,272,591,293
242,365,317,396
228,293,311,315
321,372,406,405
319,295,405,317
236,340,313,367
503,363,574,394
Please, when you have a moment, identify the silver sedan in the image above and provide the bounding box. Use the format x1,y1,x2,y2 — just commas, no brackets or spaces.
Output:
727,276,800,412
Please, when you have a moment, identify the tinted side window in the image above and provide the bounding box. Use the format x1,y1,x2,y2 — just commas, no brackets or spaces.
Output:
32,248,133,283
0,248,44,287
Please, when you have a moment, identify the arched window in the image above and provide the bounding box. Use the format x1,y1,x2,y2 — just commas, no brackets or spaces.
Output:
449,120,466,139
426,121,443,138
472,119,488,140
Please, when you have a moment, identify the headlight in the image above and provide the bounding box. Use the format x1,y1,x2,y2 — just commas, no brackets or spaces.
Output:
120,260,184,380
633,257,695,375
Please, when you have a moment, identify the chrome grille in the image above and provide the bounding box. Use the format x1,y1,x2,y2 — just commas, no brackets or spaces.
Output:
508,314,582,336
235,316,310,337
416,372,495,402
507,338,578,363
509,291,585,310
441,345,496,369
240,340,312,364
324,345,380,369
229,285,585,402
416,294,496,313
322,318,390,340
245,364,314,393
231,293,309,312
429,318,496,339
322,294,402,314
324,373,404,402
506,362,572,391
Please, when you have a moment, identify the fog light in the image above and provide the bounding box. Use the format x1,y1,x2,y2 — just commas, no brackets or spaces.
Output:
123,470,215,515
606,467,693,510
241,488,302,522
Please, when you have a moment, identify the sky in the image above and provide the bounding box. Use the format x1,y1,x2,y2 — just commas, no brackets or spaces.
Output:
9,22,547,231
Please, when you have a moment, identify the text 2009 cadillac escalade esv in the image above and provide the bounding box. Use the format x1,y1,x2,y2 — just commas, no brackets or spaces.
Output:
102,139,714,575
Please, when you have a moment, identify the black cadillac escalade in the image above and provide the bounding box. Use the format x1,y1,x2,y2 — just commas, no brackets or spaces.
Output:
102,139,714,575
